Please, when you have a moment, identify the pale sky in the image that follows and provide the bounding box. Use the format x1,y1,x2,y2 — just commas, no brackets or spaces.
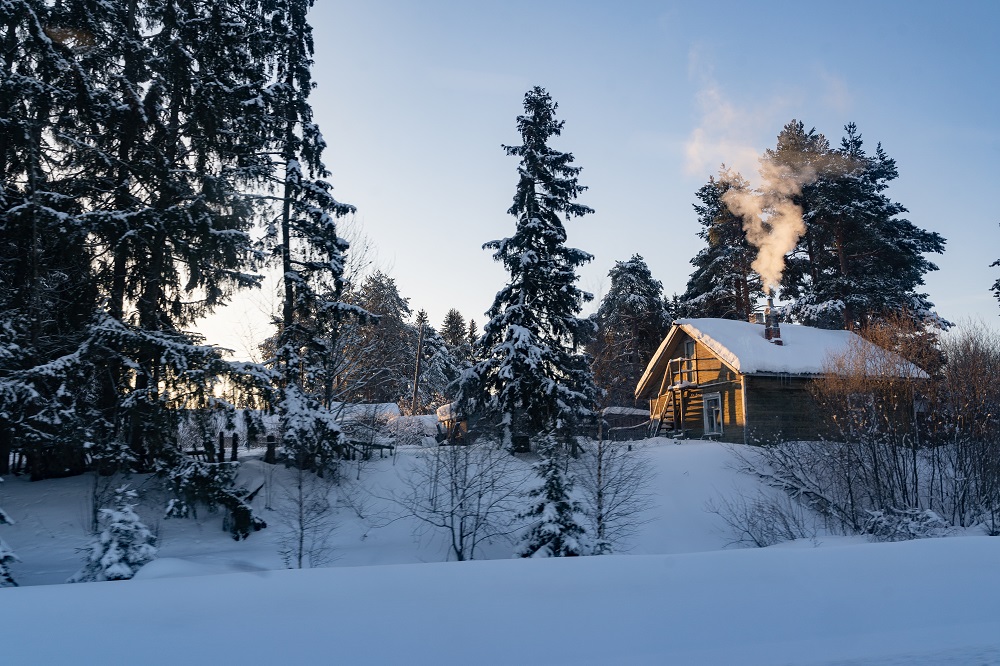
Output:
199,0,1000,359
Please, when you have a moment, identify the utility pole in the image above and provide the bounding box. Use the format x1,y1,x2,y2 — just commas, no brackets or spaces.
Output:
410,320,425,415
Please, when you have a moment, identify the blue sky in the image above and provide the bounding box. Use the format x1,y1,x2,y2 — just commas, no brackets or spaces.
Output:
201,1,1000,357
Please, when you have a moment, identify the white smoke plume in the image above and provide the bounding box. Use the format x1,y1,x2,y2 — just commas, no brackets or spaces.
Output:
720,157,819,295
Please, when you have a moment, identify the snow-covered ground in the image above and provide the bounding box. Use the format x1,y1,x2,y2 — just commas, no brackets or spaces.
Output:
2,438,999,664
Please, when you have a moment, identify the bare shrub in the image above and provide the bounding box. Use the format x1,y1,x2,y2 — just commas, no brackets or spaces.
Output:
737,319,1000,540
276,467,338,568
572,438,654,552
392,443,527,561
706,490,818,548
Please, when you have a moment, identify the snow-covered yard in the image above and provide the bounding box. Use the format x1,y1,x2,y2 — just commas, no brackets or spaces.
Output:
2,438,1000,663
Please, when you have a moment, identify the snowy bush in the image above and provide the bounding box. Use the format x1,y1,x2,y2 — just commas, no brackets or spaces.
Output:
0,536,18,587
164,458,266,540
1,493,19,587
864,508,950,542
69,486,157,583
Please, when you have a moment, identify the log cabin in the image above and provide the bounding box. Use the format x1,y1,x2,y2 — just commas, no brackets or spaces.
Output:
634,317,927,444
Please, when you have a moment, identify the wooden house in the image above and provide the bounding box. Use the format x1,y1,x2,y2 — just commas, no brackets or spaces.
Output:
634,317,926,444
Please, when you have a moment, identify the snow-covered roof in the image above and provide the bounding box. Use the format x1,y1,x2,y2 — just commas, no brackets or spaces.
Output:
436,402,461,422
331,402,402,422
636,318,928,398
601,406,649,417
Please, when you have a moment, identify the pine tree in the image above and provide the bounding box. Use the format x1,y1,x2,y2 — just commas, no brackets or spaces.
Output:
680,171,764,321
775,122,945,330
69,485,157,582
591,254,670,406
469,86,599,447
516,437,591,557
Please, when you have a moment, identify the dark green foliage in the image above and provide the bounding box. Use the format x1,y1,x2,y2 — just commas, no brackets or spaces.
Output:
516,437,591,558
469,86,599,445
339,272,413,404
165,458,266,540
777,121,946,330
680,173,763,321
441,309,468,349
590,255,670,406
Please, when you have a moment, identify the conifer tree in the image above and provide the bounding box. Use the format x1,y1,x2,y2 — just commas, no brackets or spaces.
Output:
261,0,361,471
469,86,599,447
680,172,764,321
441,309,468,349
783,123,945,329
467,319,479,348
69,486,157,582
0,0,109,479
341,272,413,404
591,255,670,406
516,437,591,557
413,325,462,412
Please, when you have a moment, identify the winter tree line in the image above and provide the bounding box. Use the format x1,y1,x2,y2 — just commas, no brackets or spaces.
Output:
0,1,994,584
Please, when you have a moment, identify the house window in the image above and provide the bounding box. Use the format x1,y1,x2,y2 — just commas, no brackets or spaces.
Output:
682,340,696,383
703,393,723,435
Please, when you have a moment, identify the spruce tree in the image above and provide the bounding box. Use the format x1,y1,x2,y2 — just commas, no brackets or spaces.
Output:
0,0,108,479
441,309,468,349
470,86,599,447
413,325,462,412
516,437,591,557
261,0,361,472
591,255,670,406
680,171,764,321
467,319,479,348
69,485,157,583
342,272,414,404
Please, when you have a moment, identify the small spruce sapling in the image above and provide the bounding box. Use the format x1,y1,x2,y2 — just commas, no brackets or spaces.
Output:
516,437,592,558
69,485,157,582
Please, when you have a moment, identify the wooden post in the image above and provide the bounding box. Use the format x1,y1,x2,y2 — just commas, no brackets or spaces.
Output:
265,434,277,465
230,432,239,462
218,431,226,464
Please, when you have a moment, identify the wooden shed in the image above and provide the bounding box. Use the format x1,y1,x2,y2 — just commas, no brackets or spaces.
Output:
634,317,926,444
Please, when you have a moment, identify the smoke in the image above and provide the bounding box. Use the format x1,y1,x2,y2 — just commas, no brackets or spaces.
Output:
720,157,819,295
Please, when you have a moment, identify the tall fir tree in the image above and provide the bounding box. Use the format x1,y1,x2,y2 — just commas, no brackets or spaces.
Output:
680,171,764,321
341,271,414,404
590,255,670,406
261,0,361,471
777,122,945,329
468,86,599,447
440,309,468,349
0,0,110,479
